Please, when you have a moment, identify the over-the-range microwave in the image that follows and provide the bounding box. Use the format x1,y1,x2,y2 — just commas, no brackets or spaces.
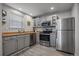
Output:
41,21,51,27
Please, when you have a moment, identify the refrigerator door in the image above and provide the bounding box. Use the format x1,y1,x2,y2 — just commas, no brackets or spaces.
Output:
62,31,75,54
56,31,75,54
67,31,75,54
57,17,75,31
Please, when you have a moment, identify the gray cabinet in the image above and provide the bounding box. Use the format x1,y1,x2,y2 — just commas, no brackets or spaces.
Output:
3,34,30,56
24,35,30,47
50,32,56,47
17,35,25,50
17,35,30,50
3,36,17,56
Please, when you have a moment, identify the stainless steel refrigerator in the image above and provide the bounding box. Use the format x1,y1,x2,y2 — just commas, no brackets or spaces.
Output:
56,17,75,54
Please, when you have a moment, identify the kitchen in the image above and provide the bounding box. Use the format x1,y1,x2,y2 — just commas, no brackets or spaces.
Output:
0,3,78,56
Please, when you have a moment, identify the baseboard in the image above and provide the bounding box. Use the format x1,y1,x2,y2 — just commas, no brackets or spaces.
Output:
56,49,74,55
10,47,30,56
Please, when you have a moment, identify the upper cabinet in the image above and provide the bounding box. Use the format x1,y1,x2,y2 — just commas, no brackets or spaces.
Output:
34,15,59,27
34,17,40,27
34,16,50,27
34,17,47,27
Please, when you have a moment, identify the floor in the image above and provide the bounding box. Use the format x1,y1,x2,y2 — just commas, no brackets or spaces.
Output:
17,44,72,56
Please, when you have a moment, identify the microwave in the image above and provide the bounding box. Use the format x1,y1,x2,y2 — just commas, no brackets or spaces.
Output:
41,21,51,27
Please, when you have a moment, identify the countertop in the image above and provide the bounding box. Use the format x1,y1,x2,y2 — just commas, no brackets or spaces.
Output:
2,32,36,37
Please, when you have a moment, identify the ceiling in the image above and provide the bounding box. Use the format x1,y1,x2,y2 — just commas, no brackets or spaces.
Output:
5,3,73,17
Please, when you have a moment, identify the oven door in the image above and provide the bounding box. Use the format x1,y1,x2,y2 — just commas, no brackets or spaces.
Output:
40,34,50,41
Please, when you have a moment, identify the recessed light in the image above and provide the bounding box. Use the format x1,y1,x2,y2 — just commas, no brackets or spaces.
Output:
19,8,22,10
30,13,32,15
50,7,54,10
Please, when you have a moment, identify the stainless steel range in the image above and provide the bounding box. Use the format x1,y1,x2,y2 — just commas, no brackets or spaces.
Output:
40,30,52,47
39,15,58,47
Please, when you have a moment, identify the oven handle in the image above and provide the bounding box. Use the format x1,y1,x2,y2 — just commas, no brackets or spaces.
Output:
40,34,50,35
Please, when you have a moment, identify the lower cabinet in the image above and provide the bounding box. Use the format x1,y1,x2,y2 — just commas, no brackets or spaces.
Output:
30,34,36,46
17,36,25,50
24,35,30,47
50,33,56,47
3,36,17,56
3,34,30,56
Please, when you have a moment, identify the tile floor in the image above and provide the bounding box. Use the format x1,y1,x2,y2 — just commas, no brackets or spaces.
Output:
17,44,73,56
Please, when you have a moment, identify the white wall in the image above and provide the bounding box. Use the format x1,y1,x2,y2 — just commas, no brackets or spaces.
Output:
23,15,34,31
2,4,33,32
40,10,72,19
53,11,71,18
2,4,24,32
0,4,2,56
71,3,79,56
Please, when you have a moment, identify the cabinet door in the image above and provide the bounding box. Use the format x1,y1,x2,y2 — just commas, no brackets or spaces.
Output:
24,35,30,47
17,36,25,50
50,33,56,47
30,34,36,46
3,36,17,56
